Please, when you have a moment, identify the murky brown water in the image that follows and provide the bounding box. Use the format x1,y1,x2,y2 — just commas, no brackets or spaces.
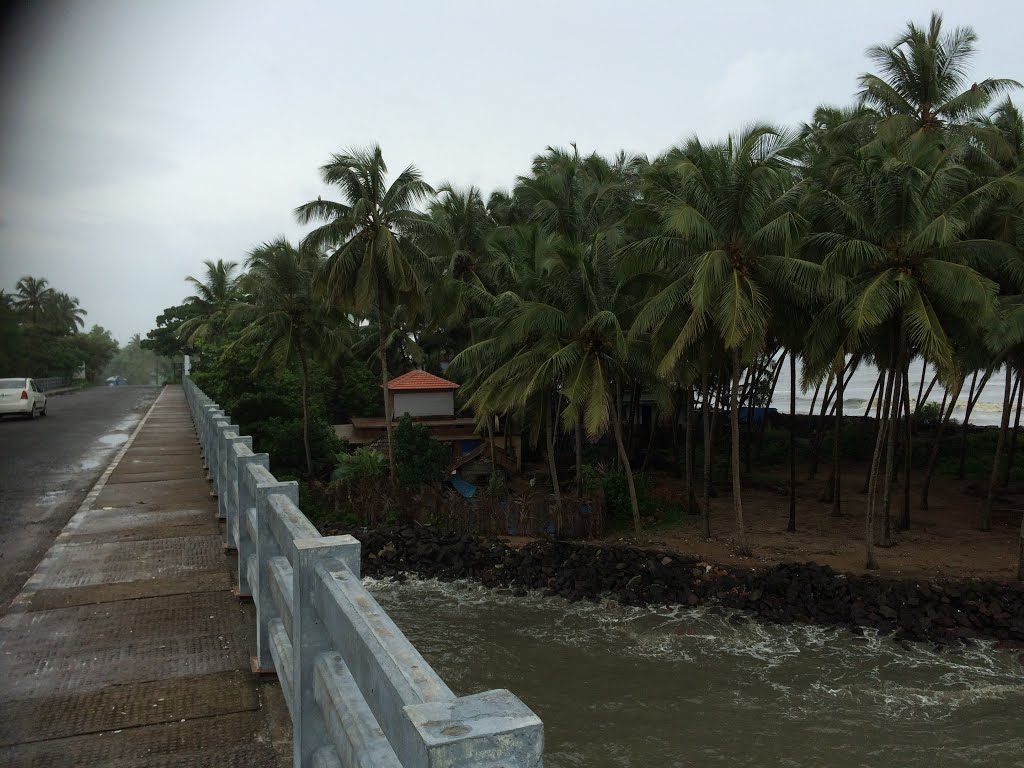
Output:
368,578,1024,768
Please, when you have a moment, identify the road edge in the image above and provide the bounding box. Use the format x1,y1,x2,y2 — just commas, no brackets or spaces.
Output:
0,387,167,627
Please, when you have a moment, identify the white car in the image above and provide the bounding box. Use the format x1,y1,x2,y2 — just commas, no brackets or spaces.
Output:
0,378,48,419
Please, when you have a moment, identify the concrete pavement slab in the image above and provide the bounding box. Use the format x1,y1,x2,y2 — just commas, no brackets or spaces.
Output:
0,386,290,766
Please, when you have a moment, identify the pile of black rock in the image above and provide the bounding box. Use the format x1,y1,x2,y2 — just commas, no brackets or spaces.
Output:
346,526,1024,647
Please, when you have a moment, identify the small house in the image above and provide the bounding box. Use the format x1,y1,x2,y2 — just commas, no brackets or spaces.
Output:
387,370,459,418
335,369,522,474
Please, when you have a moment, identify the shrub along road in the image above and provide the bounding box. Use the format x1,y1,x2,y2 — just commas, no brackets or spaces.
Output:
0,385,159,611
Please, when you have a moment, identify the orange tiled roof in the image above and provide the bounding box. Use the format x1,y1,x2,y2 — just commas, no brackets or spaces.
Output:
387,370,459,391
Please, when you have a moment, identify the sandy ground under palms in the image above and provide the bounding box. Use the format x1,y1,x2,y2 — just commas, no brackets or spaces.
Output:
631,466,1020,582
508,464,1022,583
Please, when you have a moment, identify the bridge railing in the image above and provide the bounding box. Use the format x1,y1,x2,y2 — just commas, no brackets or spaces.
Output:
183,377,543,768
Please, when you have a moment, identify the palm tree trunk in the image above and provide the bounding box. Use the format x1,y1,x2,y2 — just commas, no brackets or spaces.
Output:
898,365,912,531
740,364,754,475
917,364,933,417
545,397,561,510
832,352,844,518
1018,510,1024,580
1004,374,1024,488
701,371,712,538
959,368,993,478
999,371,1020,487
788,352,796,533
921,376,963,510
863,372,887,493
574,420,583,493
625,379,641,459
865,364,897,569
299,349,313,477
808,370,835,480
641,407,658,474
755,355,785,460
730,347,750,556
377,302,397,483
879,360,903,548
611,384,641,534
983,365,1013,532
915,371,939,417
708,374,724,489
863,371,884,418
808,378,823,418
684,389,698,515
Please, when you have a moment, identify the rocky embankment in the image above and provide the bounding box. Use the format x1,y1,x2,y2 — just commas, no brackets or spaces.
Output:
340,526,1024,647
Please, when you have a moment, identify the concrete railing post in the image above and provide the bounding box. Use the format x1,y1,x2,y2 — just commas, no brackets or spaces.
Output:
219,431,248,547
201,407,224,475
253,479,298,673
292,536,361,767
210,418,233,503
401,691,544,767
236,452,269,597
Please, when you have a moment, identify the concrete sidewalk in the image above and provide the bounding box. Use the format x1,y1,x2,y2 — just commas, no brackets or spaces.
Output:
0,386,291,767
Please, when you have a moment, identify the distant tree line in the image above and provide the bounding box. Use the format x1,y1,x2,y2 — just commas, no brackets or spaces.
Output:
0,276,118,382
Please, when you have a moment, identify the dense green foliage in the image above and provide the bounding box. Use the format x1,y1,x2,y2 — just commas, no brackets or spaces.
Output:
190,339,343,477
393,414,450,488
152,12,1024,577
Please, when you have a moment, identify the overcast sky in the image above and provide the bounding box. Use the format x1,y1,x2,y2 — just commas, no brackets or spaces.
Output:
1,1,1021,345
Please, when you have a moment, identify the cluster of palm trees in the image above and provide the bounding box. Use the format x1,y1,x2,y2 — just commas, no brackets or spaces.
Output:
177,13,1023,576
2,276,87,335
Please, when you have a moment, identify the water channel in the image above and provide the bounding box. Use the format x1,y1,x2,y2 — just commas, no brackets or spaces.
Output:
369,578,1024,767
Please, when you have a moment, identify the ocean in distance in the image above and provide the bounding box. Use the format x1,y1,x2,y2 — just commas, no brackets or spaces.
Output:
769,358,1010,427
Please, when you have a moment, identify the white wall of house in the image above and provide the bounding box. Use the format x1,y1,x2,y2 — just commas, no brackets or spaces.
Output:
393,391,455,418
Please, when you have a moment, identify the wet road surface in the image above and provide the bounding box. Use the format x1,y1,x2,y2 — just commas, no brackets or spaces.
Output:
0,385,160,611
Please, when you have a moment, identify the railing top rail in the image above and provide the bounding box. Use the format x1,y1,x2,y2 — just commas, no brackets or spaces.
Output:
268,493,322,555
183,378,543,767
314,562,454,708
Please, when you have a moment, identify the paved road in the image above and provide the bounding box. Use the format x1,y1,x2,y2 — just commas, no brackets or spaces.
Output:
0,385,160,611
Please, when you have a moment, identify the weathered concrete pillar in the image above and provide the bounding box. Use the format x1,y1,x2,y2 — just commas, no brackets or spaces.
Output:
235,452,269,597
253,478,298,673
218,432,248,546
292,535,361,767
204,409,225,477
199,406,221,470
210,418,233,503
402,690,544,767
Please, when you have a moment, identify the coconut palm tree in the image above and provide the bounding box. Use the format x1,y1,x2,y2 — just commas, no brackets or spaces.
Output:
13,276,55,325
858,12,1020,143
421,184,497,355
47,292,87,334
295,145,433,481
450,225,567,508
232,239,342,476
629,124,812,555
809,125,1015,566
178,260,239,344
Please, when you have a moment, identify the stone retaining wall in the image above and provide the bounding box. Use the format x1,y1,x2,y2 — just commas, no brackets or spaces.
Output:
348,526,1024,647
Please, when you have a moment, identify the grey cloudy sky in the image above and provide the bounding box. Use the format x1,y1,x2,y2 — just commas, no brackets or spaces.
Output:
1,0,1021,344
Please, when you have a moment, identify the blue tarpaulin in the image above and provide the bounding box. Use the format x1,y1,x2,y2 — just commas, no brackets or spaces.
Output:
739,407,779,424
450,474,478,498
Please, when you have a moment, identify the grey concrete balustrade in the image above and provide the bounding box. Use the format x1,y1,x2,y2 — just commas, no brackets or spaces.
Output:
183,377,544,768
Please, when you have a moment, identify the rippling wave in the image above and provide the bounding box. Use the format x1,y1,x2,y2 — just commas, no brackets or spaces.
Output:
368,576,1024,768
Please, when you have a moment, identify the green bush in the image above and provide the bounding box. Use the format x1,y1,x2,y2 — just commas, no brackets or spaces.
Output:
929,428,1024,481
394,414,450,488
253,416,343,478
486,470,509,498
331,447,387,485
602,470,657,528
